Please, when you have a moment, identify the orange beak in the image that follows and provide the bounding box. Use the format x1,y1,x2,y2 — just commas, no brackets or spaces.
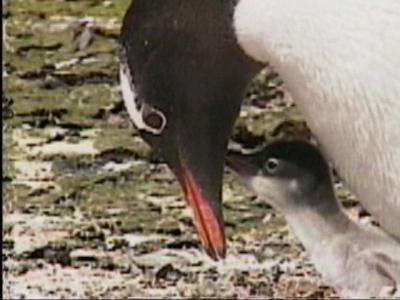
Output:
180,170,226,260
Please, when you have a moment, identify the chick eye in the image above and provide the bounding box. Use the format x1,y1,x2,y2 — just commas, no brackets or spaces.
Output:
264,158,280,174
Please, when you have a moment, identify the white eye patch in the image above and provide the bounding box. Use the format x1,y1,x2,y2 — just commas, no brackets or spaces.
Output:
119,59,166,135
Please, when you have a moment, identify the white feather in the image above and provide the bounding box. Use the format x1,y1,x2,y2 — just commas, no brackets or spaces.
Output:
119,63,166,135
234,0,400,239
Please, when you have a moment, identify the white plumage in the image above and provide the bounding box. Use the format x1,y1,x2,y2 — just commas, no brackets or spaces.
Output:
234,0,400,240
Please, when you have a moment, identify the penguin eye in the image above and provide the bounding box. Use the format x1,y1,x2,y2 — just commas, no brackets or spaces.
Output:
143,110,164,131
264,158,280,174
142,105,167,134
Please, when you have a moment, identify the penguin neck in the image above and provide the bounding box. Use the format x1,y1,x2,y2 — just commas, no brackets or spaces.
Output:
277,185,352,252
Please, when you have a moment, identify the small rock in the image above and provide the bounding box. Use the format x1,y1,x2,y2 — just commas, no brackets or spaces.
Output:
120,263,142,276
165,238,199,250
105,236,129,251
73,225,105,242
271,264,285,283
69,248,102,264
104,208,125,216
155,263,184,282
73,20,94,51
12,262,31,276
102,162,134,172
122,233,168,248
39,245,71,266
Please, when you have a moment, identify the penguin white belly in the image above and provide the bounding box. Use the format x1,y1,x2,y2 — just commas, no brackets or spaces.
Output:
234,0,400,239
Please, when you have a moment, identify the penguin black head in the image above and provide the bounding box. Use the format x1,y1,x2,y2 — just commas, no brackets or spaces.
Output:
226,140,334,208
120,1,262,259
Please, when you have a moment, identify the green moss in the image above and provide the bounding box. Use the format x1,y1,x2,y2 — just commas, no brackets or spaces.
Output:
4,0,308,281
8,0,131,19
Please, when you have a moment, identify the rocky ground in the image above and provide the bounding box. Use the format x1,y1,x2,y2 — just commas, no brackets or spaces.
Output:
3,1,372,298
